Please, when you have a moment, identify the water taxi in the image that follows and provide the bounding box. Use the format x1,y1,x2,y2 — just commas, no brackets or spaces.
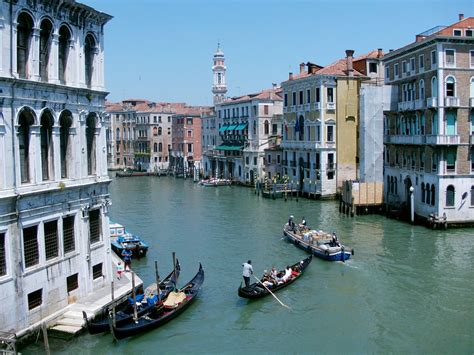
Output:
109,222,149,258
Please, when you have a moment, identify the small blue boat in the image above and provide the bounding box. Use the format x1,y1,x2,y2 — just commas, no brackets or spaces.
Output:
109,222,149,258
283,223,353,262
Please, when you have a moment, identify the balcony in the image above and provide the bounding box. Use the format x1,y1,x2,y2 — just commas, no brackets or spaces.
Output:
426,97,438,108
444,97,459,107
280,140,323,150
384,135,424,145
290,106,296,112
304,104,311,112
470,97,474,108
414,99,426,110
313,102,321,110
297,105,304,112
312,164,320,170
425,135,460,145
283,106,288,113
326,102,336,111
398,101,415,111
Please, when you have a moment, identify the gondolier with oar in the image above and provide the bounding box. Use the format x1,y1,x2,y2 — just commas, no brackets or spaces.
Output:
242,260,253,288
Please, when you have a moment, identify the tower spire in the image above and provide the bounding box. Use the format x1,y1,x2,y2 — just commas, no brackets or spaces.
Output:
212,43,227,105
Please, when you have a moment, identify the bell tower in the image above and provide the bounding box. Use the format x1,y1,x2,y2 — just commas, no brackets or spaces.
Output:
212,43,227,105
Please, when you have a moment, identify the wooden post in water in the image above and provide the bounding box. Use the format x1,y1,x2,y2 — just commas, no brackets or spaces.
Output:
111,280,116,327
132,271,138,322
42,322,50,355
172,252,177,291
155,260,161,302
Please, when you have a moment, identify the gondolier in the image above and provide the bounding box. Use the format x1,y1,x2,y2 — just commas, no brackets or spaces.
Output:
242,260,253,287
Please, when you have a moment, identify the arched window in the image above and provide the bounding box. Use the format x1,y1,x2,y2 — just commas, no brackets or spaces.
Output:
446,185,455,207
153,143,157,152
419,79,425,100
58,25,71,84
426,183,431,205
115,128,120,140
158,127,162,135
40,111,54,181
17,12,34,78
153,127,158,136
421,183,425,203
431,76,437,98
59,111,72,178
431,185,435,206
158,143,163,152
39,19,53,82
445,76,455,97
264,120,269,135
431,111,438,135
84,34,96,88
18,109,35,183
86,114,96,175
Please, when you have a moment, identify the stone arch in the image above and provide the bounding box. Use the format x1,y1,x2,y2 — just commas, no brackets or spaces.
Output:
39,17,53,82
16,11,35,79
86,113,97,175
59,110,73,179
40,109,55,180
84,33,98,88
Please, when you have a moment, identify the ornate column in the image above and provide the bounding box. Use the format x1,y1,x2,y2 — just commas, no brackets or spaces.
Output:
29,125,41,184
30,27,40,81
52,125,61,180
49,32,60,84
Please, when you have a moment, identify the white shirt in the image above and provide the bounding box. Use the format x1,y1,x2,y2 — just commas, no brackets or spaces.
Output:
242,263,253,277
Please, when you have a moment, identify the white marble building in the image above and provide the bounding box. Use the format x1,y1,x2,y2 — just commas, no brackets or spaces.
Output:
0,0,113,334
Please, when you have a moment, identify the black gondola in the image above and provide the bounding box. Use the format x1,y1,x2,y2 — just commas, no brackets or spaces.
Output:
110,263,204,340
83,261,180,335
238,255,312,299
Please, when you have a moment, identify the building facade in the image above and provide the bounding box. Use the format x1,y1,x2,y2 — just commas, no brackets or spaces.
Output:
0,0,112,333
383,15,474,224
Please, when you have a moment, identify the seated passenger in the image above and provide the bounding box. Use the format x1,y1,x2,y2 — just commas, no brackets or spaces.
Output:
282,266,292,282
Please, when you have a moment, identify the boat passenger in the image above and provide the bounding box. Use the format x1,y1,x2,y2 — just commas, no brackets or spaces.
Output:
332,232,340,247
270,266,278,279
282,266,292,282
299,217,307,229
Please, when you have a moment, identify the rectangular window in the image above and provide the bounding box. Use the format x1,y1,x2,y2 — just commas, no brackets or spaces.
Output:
402,61,407,74
267,155,271,164
284,93,288,107
92,263,103,279
23,226,39,268
246,156,249,164
89,209,101,244
315,153,320,170
67,273,79,293
446,149,456,172
394,63,399,77
466,29,473,37
327,88,334,103
187,143,193,153
0,233,6,276
272,124,277,135
385,66,390,80
187,130,192,138
316,125,321,141
327,125,334,142
264,105,269,115
44,220,58,261
306,89,311,103
453,29,462,36
470,51,474,68
369,62,377,73
315,88,320,102
28,289,42,310
419,54,424,71
431,51,437,67
253,157,257,165
445,49,455,67
299,91,303,105
410,58,415,73
292,92,296,106
277,155,280,164
63,216,75,254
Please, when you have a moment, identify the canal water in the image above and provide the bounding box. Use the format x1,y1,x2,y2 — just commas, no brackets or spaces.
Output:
24,177,474,354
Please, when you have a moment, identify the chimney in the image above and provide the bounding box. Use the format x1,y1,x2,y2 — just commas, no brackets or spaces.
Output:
377,48,383,58
299,62,305,74
289,72,293,80
345,49,354,77
415,35,425,42
459,13,464,21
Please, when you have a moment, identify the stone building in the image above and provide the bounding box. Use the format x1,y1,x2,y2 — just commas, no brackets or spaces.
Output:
0,0,112,333
383,14,474,225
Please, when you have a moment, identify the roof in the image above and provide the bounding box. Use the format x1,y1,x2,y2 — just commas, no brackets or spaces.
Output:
220,88,282,105
105,99,211,115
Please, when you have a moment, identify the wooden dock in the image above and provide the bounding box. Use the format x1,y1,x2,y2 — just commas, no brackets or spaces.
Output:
340,180,383,216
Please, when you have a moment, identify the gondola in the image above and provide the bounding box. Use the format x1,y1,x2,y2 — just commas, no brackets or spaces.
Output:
238,255,312,299
110,263,204,340
83,261,180,334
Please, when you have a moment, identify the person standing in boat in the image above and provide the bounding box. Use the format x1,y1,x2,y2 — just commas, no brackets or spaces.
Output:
299,216,307,229
242,260,253,288
288,215,296,231
122,249,132,271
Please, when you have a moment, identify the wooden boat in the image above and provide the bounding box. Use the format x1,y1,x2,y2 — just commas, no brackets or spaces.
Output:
83,262,180,334
283,223,354,261
238,255,312,299
110,263,204,339
109,222,149,258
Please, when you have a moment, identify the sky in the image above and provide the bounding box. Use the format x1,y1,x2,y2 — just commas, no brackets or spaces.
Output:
84,0,472,106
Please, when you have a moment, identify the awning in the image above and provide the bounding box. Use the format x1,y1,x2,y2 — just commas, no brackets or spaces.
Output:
226,124,238,131
235,123,248,131
219,125,229,133
216,145,244,151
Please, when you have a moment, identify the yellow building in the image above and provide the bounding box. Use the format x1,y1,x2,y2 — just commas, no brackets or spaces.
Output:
280,49,385,198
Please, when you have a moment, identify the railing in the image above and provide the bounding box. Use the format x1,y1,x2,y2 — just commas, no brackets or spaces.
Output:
313,102,321,110
426,97,438,108
304,103,311,111
283,106,288,113
280,140,323,150
425,135,460,145
444,97,459,107
290,106,296,112
297,105,304,112
384,135,424,145
414,99,426,110
398,101,415,111
326,102,336,110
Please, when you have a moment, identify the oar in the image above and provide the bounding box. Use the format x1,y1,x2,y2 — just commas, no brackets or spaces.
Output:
253,275,291,310
155,261,161,303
